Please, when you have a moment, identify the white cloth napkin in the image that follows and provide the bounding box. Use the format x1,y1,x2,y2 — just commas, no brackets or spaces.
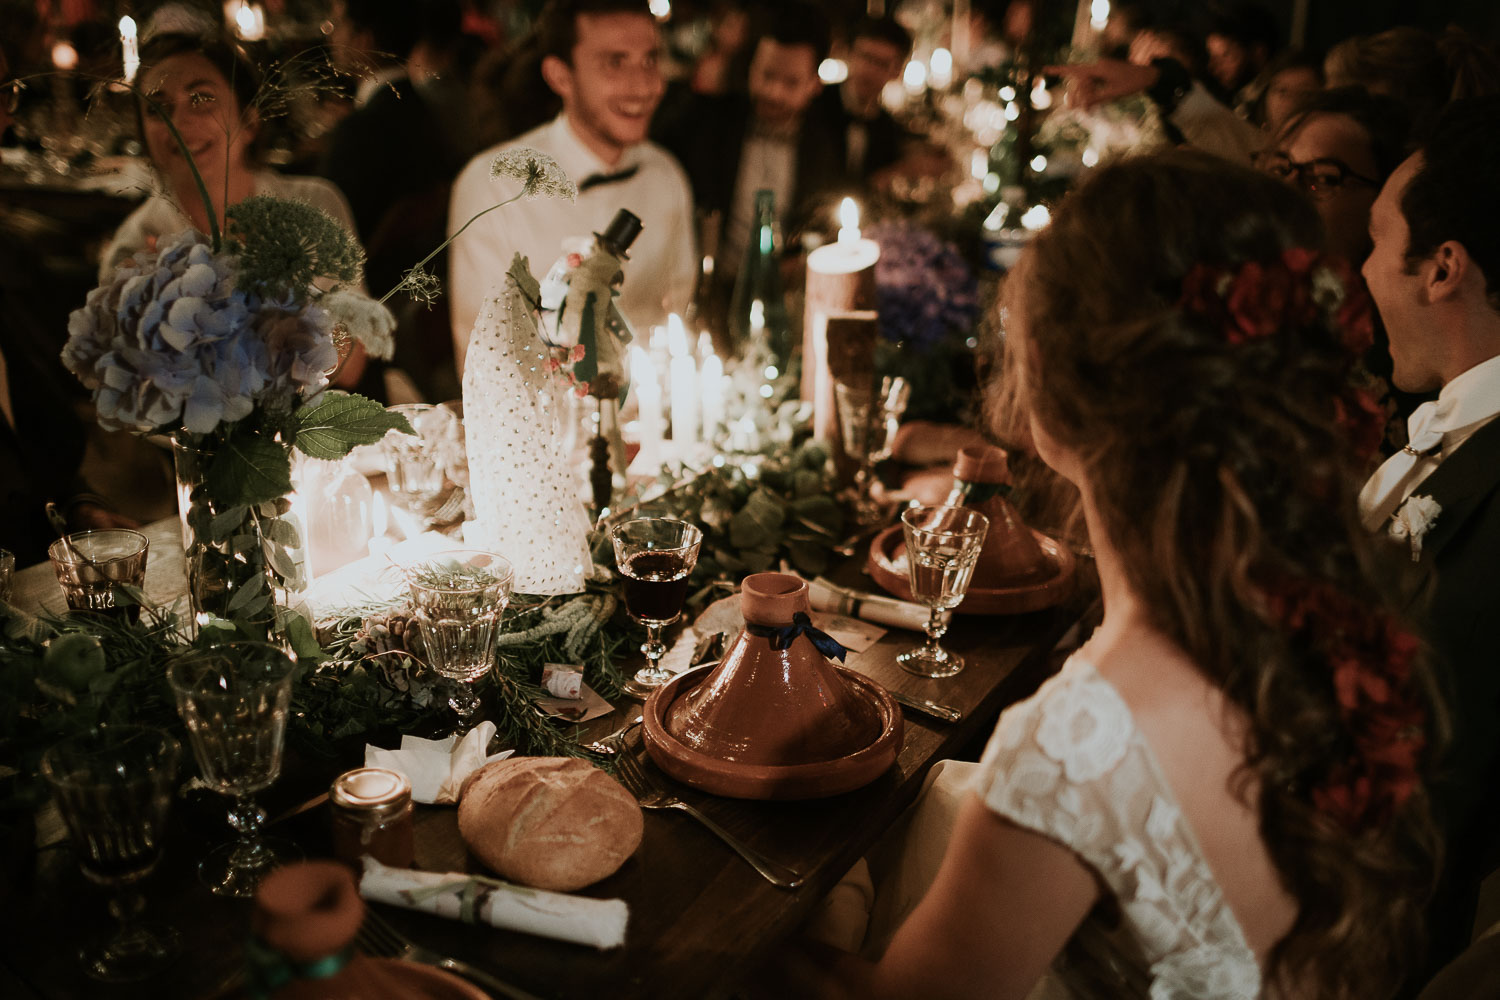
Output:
810,577,929,632
364,722,514,804
360,858,628,950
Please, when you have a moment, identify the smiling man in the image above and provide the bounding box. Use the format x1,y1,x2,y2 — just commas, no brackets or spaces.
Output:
447,0,694,375
1355,96,1500,983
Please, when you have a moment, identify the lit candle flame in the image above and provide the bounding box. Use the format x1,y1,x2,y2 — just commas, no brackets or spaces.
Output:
837,197,860,243
52,42,79,71
1021,204,1052,231
119,16,139,82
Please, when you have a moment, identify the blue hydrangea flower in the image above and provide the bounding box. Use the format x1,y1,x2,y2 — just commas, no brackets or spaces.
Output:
866,222,980,352
62,229,338,435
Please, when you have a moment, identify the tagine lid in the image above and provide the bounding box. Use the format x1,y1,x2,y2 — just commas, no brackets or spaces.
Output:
640,573,903,799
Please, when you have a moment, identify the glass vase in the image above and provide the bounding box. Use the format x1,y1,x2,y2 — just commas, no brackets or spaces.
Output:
172,438,308,638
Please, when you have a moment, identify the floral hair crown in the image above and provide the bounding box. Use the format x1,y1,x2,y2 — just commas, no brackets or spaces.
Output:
1177,247,1374,356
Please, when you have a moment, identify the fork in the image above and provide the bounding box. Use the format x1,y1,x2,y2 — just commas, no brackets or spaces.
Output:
609,727,807,889
355,908,544,1000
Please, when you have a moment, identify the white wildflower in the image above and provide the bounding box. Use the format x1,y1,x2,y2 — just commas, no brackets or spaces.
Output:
490,147,576,201
320,288,397,361
1390,495,1442,562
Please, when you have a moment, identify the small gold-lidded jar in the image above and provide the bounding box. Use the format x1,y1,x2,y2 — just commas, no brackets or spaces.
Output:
329,767,414,870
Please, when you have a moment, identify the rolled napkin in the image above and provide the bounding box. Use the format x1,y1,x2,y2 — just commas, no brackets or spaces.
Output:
810,577,929,632
365,722,514,805
360,857,628,950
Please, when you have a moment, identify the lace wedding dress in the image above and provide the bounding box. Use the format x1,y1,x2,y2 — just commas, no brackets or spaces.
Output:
972,655,1263,999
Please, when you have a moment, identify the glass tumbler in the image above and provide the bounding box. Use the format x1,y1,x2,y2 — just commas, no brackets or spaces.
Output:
41,725,181,981
48,529,150,622
402,550,514,732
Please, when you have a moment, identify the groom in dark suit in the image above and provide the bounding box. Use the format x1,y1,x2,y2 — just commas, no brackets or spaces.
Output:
1358,96,1500,978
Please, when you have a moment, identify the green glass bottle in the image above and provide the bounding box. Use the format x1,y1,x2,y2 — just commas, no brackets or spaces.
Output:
728,189,792,368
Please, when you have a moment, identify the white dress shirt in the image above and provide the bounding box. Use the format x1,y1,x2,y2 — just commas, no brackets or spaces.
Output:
1358,352,1500,529
447,114,697,373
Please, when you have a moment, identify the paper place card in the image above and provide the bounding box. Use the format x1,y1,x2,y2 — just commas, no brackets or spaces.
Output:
535,681,614,723
810,611,887,653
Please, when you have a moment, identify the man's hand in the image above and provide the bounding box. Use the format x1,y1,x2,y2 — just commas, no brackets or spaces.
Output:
1045,59,1160,110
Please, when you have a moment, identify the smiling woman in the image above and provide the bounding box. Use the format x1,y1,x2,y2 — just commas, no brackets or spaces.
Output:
99,33,369,389
99,33,359,289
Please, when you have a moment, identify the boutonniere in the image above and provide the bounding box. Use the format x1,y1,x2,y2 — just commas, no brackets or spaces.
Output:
1389,495,1442,561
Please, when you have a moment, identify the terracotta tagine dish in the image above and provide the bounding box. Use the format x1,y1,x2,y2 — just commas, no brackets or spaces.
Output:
868,445,1076,615
642,573,902,800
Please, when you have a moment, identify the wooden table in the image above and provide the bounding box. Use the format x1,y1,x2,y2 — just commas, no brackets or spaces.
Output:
1,522,1087,1000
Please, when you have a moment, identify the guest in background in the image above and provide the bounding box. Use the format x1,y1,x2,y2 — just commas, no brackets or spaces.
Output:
1325,26,1500,138
318,0,464,245
810,15,911,186
1203,1,1279,106
765,150,1441,1000
1258,87,1409,264
1250,48,1323,133
103,33,369,390
447,0,695,376
656,1,842,277
1357,96,1500,983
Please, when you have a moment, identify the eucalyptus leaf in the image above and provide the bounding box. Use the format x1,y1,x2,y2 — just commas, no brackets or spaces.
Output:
225,573,267,614
265,542,299,582
294,393,413,460
210,506,249,541
266,516,301,549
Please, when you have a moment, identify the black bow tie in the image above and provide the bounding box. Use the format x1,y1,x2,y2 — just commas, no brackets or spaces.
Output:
577,165,640,191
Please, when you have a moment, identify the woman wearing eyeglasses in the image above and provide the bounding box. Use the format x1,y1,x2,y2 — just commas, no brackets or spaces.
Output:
1257,87,1410,264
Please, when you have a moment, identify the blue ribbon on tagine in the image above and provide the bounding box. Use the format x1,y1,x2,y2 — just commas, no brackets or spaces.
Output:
746,612,849,662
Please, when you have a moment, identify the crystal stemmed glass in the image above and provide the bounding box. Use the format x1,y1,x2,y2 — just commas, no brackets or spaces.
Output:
40,725,181,981
167,641,297,897
402,550,514,732
835,376,910,525
611,518,703,697
898,505,989,678
383,403,460,526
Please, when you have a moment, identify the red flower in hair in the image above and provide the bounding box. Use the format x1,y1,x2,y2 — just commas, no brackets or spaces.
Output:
1267,579,1427,831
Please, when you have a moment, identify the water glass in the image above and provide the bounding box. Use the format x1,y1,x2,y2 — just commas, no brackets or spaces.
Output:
48,529,150,622
40,725,181,981
835,376,910,525
167,642,297,897
382,403,459,523
898,505,989,678
403,550,514,730
611,518,702,696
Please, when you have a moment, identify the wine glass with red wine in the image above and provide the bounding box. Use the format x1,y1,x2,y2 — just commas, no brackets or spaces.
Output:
611,517,703,697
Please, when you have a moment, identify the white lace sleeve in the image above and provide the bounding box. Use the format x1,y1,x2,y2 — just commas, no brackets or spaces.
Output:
970,658,1262,1000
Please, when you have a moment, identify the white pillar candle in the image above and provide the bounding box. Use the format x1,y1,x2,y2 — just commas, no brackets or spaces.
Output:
700,353,724,441
631,347,664,468
667,314,697,448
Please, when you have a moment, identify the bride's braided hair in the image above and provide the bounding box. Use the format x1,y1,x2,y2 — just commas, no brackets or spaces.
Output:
1005,150,1440,998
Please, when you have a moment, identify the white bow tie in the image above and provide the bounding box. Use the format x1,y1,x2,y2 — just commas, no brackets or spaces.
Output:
1357,400,1448,531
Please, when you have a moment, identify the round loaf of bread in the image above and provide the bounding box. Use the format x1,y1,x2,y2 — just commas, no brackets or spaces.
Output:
457,757,643,891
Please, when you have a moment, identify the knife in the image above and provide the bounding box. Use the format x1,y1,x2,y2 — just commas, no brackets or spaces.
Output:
889,691,964,724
